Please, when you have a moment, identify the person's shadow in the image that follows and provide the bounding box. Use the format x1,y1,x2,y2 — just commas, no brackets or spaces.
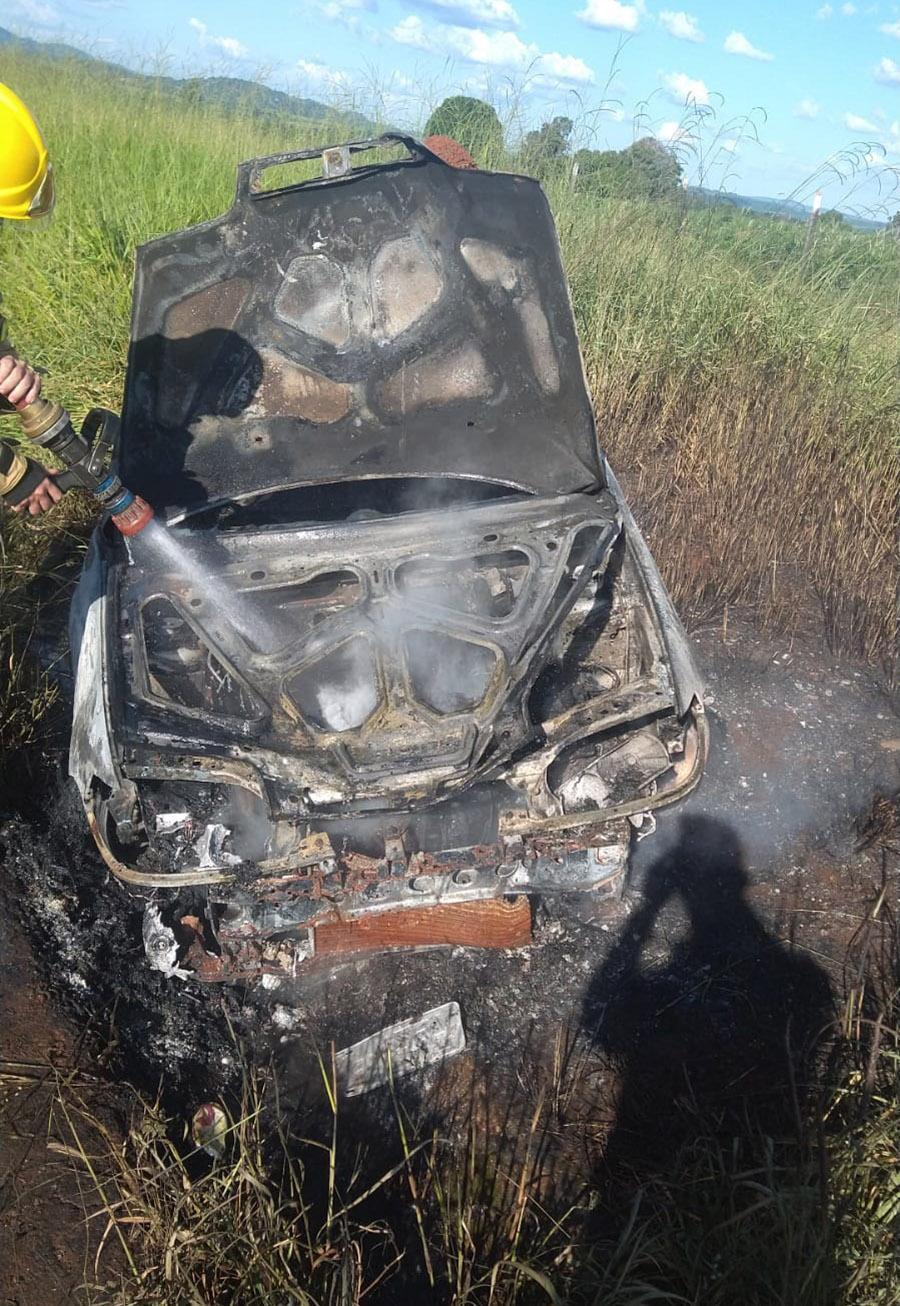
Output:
581,813,833,1194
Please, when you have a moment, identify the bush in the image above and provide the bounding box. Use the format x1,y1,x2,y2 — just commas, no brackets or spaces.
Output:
424,95,503,164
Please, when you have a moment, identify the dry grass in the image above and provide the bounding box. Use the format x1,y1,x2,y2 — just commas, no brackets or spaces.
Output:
0,499,92,790
561,197,900,675
52,969,899,1306
595,365,897,668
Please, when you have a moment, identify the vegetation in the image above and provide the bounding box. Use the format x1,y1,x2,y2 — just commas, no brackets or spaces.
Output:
573,136,684,198
424,94,504,159
520,114,574,171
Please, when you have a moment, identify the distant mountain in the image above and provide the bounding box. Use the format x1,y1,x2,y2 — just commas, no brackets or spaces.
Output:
0,27,376,134
689,184,886,233
0,25,99,64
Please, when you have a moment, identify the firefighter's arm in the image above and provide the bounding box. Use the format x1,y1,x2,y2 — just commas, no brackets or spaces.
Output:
0,319,60,514
0,313,42,410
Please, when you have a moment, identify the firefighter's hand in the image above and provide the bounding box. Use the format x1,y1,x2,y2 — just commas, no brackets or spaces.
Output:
12,473,63,516
0,354,41,409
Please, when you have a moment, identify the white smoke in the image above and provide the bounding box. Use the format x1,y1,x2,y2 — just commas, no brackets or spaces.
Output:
317,678,379,732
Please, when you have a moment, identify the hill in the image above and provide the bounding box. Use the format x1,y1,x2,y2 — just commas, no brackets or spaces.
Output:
690,184,886,232
0,26,375,134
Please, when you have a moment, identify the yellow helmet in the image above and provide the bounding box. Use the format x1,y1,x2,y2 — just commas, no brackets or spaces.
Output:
0,82,54,221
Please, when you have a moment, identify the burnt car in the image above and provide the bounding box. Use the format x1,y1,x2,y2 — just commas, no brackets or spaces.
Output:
69,135,707,983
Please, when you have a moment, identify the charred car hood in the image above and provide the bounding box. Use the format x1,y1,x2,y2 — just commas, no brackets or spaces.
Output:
119,135,605,520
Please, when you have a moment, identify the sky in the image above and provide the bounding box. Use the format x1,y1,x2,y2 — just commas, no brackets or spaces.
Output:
5,0,900,213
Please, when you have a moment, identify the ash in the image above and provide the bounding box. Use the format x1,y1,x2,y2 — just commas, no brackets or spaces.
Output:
0,773,242,1105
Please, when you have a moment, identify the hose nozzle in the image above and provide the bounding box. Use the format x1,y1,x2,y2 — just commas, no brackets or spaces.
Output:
95,477,155,537
14,396,154,537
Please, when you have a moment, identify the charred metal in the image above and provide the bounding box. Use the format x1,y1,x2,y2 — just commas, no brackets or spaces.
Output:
68,135,706,983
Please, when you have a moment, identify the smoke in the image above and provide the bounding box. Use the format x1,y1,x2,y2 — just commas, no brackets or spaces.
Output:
302,486,533,737
220,787,272,863
317,666,379,732
634,657,897,879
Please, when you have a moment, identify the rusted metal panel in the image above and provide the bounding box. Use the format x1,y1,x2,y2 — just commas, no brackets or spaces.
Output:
313,896,533,956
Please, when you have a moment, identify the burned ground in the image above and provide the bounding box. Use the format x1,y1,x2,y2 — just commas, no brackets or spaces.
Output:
1,610,897,1301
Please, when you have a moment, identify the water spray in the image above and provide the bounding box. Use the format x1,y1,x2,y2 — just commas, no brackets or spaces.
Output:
14,395,154,536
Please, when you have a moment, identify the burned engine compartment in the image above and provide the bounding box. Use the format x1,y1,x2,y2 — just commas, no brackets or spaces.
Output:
69,136,706,982
75,482,705,982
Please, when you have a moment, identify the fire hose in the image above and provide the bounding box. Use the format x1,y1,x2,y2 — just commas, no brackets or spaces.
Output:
1,394,153,536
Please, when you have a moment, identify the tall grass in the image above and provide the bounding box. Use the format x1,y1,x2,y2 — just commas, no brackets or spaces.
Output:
558,193,899,665
56,934,900,1304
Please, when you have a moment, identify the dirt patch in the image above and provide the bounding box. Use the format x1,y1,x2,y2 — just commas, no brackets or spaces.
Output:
0,896,111,1305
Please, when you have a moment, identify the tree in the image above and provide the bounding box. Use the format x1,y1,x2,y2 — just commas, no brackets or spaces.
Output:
423,96,503,162
573,136,683,200
622,137,683,198
521,116,573,172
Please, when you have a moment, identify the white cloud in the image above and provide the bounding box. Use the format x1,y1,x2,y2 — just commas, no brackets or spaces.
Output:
720,138,739,153
188,17,248,58
8,0,59,22
724,30,774,61
880,20,900,36
406,0,520,28
840,2,856,13
874,56,900,85
576,0,642,33
214,35,247,57
535,50,595,83
844,111,879,132
390,15,519,60
318,0,376,29
793,98,820,118
296,58,351,89
389,15,594,82
659,9,703,41
661,70,709,104
321,0,375,11
816,3,833,15
656,120,686,143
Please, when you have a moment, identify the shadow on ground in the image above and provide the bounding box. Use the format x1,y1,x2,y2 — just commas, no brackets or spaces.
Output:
579,813,833,1228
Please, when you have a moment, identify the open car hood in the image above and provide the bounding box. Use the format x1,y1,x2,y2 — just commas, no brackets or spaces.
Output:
118,135,606,521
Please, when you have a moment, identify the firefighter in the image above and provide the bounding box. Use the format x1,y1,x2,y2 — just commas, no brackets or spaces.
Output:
0,80,62,516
